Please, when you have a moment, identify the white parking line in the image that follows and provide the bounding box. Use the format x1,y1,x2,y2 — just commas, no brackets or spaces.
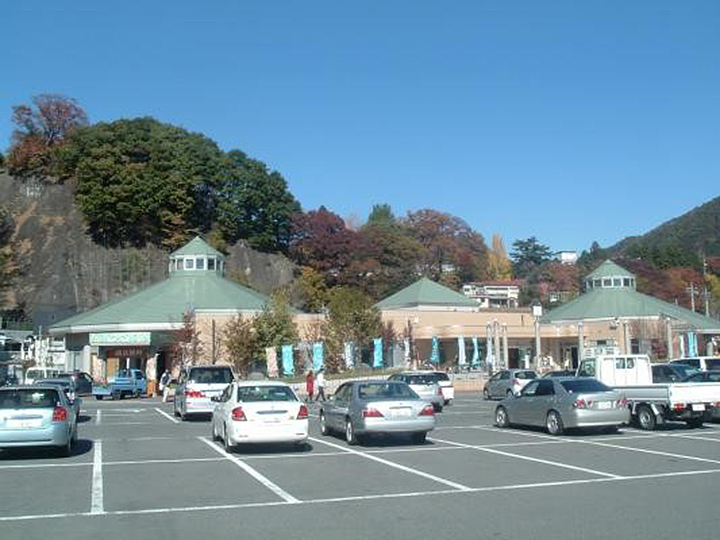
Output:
310,436,472,491
3,467,720,522
154,408,180,424
90,440,104,515
198,437,300,504
575,439,720,466
429,436,622,479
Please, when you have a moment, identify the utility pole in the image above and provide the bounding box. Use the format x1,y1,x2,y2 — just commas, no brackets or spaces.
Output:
702,257,710,317
686,282,697,312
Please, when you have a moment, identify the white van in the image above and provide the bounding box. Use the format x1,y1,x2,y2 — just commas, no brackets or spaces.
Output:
24,367,63,385
670,357,720,372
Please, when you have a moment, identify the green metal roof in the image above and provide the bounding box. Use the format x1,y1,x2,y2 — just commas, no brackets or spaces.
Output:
586,260,635,280
541,286,720,331
50,273,270,331
170,236,223,258
375,278,479,310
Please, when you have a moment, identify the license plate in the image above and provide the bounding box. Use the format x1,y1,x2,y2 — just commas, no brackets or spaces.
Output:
596,401,612,410
391,408,412,418
692,403,706,412
7,419,42,429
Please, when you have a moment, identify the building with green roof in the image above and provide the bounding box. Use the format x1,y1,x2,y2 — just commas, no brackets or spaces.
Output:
375,277,480,311
49,236,275,386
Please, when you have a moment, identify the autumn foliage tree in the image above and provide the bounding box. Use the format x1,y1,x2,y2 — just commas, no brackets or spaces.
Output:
7,94,88,180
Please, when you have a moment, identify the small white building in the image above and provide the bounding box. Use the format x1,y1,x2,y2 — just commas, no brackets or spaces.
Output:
556,251,578,265
462,281,522,309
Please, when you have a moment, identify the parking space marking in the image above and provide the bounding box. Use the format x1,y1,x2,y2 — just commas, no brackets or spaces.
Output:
198,437,300,504
309,436,472,491
4,467,720,523
575,439,720,466
91,440,104,515
429,436,622,479
96,410,101,425
154,407,180,424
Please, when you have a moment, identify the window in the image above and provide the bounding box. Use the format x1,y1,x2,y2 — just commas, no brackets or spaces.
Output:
521,381,540,396
603,279,612,287
175,259,183,270
560,379,611,393
536,380,555,396
594,279,602,288
208,258,216,271
613,278,621,287
516,371,537,379
623,278,631,287
0,388,60,409
188,367,234,384
578,360,596,377
196,257,205,270
237,385,297,402
358,382,416,400
707,359,720,370
500,371,511,380
184,258,194,270
334,384,350,401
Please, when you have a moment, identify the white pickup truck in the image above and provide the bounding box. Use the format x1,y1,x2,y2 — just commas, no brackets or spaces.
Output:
577,355,720,430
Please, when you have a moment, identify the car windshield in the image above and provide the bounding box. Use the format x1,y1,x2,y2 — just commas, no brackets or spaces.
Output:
36,379,71,389
516,371,537,379
673,365,699,379
237,386,296,402
432,372,450,381
116,370,133,378
560,379,611,393
0,388,60,409
707,359,720,370
358,383,417,400
189,368,234,384
406,375,437,385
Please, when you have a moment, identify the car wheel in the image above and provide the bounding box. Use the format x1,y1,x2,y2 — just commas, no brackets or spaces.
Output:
411,432,427,445
686,418,704,429
546,410,564,436
58,437,72,458
483,388,491,401
95,395,104,401
345,418,359,446
320,412,330,436
495,406,509,428
173,405,180,418
636,405,656,431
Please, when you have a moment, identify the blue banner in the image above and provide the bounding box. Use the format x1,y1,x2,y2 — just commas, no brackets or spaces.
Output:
431,336,440,365
282,345,294,376
471,337,479,367
687,332,697,357
312,342,324,371
458,336,466,367
373,338,383,368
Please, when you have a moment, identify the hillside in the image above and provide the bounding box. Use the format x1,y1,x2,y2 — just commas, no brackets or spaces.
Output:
609,196,720,257
0,173,296,328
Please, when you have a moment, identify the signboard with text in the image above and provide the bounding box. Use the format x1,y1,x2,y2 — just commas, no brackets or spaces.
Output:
90,332,152,346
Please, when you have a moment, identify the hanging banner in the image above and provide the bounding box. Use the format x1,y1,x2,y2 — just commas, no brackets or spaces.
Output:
373,338,383,368
431,336,440,365
404,338,411,365
679,334,686,358
266,347,278,377
485,326,494,368
312,342,324,371
687,332,697,357
458,336,466,367
282,345,294,377
344,342,354,369
471,337,480,367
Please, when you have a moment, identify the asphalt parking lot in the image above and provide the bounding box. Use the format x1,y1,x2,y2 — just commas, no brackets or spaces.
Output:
2,394,720,540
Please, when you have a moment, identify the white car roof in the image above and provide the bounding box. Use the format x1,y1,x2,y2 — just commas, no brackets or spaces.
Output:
235,380,290,388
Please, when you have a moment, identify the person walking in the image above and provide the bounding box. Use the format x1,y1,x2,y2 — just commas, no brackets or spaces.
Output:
159,370,170,399
305,370,315,402
315,369,326,402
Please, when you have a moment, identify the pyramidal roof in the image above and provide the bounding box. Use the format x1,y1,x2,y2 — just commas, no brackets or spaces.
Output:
170,236,223,257
375,277,478,310
586,260,634,280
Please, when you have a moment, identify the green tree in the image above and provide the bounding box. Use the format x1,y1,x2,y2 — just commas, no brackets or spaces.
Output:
295,266,329,313
322,287,382,373
367,203,396,226
253,288,299,350
510,237,553,278
217,150,300,253
55,117,229,249
221,314,258,376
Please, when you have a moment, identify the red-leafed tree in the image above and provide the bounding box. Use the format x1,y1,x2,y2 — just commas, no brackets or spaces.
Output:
7,94,88,180
289,206,359,285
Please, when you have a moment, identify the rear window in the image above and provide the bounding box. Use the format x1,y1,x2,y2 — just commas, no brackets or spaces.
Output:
706,359,720,370
516,371,537,380
237,386,296,402
406,375,437,385
36,379,71,389
673,365,699,379
0,388,60,409
189,367,234,384
432,373,450,382
673,359,701,369
560,379,611,393
358,383,417,400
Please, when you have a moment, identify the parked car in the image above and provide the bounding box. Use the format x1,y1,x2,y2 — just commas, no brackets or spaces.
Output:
0,385,78,456
56,371,94,395
211,380,308,450
23,367,62,385
175,365,235,420
429,371,455,405
495,377,629,435
35,378,82,421
670,357,720,372
320,379,436,445
387,372,444,411
542,370,575,378
93,368,147,400
652,363,699,383
483,369,538,400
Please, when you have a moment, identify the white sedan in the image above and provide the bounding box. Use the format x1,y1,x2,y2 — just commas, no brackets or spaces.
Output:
211,380,309,450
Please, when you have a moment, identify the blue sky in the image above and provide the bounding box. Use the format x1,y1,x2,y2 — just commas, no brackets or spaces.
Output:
3,1,719,253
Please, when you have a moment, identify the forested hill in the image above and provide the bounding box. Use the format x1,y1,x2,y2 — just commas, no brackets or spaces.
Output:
608,196,720,260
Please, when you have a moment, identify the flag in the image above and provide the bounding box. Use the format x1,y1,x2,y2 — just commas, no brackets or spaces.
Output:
282,345,294,376
312,342,324,371
431,337,440,365
373,338,383,368
471,337,479,367
458,336,466,367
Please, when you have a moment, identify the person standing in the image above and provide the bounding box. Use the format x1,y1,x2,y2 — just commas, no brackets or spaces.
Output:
160,370,172,403
305,370,315,402
315,369,326,402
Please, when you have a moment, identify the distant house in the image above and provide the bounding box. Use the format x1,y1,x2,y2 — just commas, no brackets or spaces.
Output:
555,251,578,265
461,281,523,309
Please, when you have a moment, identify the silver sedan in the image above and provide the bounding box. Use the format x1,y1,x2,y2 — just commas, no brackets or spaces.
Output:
319,380,436,445
0,385,78,456
495,377,630,435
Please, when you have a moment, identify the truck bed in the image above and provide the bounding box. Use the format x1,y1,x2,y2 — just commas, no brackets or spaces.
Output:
614,383,720,406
